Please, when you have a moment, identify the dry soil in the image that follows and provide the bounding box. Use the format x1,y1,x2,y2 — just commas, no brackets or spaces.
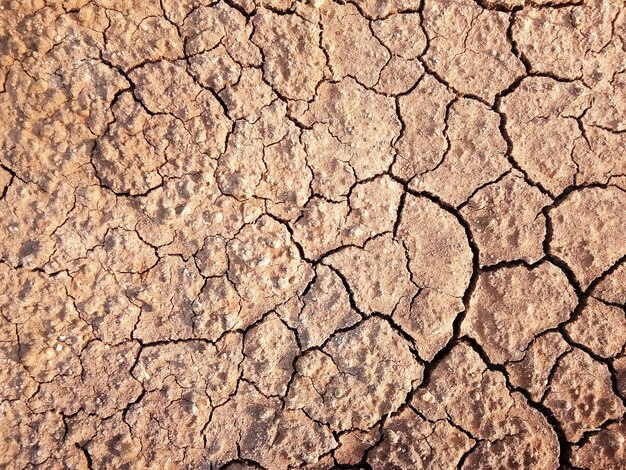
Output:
0,0,625,469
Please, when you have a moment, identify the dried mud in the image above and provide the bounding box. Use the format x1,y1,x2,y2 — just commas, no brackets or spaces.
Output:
0,0,625,469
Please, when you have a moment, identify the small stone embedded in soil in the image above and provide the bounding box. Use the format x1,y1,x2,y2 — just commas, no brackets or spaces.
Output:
2,1,625,468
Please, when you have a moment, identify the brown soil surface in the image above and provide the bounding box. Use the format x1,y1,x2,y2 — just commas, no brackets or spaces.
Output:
1,0,625,468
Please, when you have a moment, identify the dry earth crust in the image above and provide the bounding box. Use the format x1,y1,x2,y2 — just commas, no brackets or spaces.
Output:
0,0,625,469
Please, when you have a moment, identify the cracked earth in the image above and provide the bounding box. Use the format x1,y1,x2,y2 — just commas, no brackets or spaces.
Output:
0,0,625,468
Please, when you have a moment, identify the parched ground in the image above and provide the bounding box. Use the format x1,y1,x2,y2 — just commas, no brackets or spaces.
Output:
0,0,625,468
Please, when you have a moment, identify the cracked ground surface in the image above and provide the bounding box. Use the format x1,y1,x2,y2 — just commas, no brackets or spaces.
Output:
0,0,625,468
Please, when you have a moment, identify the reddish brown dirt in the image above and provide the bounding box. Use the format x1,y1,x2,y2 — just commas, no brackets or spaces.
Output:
0,0,625,468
